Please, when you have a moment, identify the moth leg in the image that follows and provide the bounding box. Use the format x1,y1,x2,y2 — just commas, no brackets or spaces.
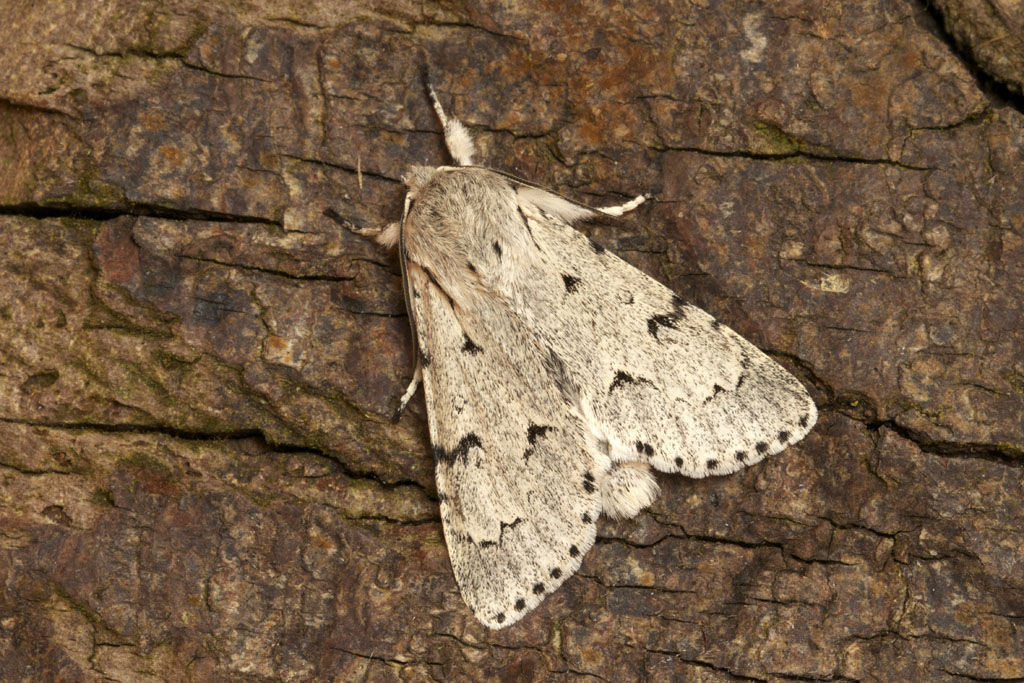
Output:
427,83,476,166
369,222,400,249
597,194,646,217
391,362,423,423
324,209,401,249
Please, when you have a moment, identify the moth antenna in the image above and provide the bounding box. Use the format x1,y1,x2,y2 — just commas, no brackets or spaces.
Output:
597,194,647,217
426,82,476,166
426,82,449,128
323,207,360,232
323,208,394,245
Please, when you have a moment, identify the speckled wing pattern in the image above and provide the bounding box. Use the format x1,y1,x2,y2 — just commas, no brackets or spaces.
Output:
406,261,604,629
509,182,818,479
403,168,816,630
376,84,816,630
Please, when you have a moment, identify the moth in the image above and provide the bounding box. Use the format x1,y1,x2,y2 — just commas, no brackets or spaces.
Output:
335,83,817,629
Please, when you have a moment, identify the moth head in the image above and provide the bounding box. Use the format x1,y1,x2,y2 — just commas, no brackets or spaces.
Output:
401,164,439,198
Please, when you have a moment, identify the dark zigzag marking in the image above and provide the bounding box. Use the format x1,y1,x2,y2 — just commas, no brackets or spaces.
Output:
527,423,554,445
477,517,521,549
609,370,654,393
647,313,680,339
461,333,483,355
433,433,482,466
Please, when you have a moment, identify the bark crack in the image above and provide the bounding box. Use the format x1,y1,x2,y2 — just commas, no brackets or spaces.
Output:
181,254,357,282
65,43,275,83
0,417,427,490
282,153,403,185
641,649,769,681
652,143,932,171
0,202,280,226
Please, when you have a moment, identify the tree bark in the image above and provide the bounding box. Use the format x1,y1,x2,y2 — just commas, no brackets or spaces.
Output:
1,1,1022,680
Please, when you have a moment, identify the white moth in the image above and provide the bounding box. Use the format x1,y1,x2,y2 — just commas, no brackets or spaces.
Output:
339,84,817,629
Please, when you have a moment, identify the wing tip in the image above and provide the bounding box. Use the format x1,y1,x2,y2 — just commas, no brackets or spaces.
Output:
670,389,818,479
746,390,818,465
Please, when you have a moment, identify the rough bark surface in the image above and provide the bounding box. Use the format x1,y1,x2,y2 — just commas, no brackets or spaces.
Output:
1,1,1022,681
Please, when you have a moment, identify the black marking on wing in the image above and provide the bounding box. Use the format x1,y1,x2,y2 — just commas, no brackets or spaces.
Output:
609,370,654,394
674,457,684,468
562,274,581,293
478,517,522,549
433,433,482,466
550,567,562,579
466,261,477,273
582,513,592,524
704,383,726,403
527,423,554,445
635,440,654,457
523,424,555,463
461,333,483,355
755,441,769,454
647,312,681,339
712,320,722,330
493,241,502,259
419,346,431,368
706,458,719,470
499,517,522,541
569,545,580,558
589,237,606,254
495,612,505,624
735,450,747,462
532,582,545,594
778,430,790,443
799,414,809,428
515,598,526,611
582,471,596,493
736,373,747,390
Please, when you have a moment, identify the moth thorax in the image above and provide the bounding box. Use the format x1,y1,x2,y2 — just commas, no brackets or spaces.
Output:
402,164,439,197
599,462,660,519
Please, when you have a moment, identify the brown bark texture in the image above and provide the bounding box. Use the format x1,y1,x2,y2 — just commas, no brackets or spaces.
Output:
1,0,1023,681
